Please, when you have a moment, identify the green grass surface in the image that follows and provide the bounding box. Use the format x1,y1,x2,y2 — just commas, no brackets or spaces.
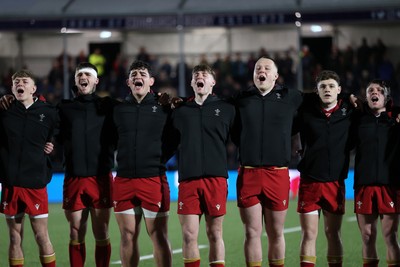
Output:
0,200,387,266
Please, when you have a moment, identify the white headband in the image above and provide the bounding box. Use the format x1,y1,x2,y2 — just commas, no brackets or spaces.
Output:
75,68,98,78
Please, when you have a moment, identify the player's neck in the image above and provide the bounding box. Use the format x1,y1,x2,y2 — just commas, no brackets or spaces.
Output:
20,97,35,108
194,93,210,105
321,101,338,110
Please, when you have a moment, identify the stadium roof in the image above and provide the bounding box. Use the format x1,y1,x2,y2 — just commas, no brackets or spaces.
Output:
0,0,399,30
0,0,399,18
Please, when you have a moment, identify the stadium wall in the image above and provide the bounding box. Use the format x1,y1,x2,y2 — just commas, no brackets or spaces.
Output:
1,24,400,78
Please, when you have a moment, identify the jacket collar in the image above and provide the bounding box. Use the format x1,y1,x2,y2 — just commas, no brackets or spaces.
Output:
187,94,219,106
76,93,97,102
125,92,154,104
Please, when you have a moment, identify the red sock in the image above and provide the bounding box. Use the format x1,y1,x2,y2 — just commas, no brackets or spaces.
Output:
300,263,315,267
363,258,379,267
95,240,111,267
184,258,200,267
41,261,56,267
328,263,342,267
9,258,24,267
69,242,86,267
40,253,56,267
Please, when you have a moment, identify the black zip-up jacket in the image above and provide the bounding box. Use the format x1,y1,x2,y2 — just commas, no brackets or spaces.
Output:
294,94,354,182
0,99,58,188
353,106,400,187
232,84,302,167
57,94,117,177
113,93,174,178
171,94,235,182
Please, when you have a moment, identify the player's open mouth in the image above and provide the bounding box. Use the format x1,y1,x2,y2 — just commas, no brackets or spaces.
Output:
259,76,266,82
196,82,204,88
80,82,88,88
17,89,24,94
371,96,379,102
134,81,143,87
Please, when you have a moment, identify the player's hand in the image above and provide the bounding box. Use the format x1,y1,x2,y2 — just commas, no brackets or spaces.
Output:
44,142,54,155
396,114,400,123
350,94,364,111
157,92,171,106
0,94,15,110
157,92,183,109
170,97,183,109
349,94,358,108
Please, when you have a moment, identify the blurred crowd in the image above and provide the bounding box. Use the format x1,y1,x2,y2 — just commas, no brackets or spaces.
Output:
1,37,399,104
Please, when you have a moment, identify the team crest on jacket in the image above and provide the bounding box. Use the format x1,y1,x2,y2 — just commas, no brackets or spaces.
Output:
341,108,347,116
275,93,282,99
152,106,158,113
215,109,220,116
39,114,45,122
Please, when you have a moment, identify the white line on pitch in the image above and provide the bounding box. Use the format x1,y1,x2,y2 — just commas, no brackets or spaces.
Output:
283,226,302,233
346,216,357,222
111,244,208,264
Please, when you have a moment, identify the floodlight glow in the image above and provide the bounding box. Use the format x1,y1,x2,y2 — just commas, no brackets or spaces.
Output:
100,31,112,39
310,25,322,32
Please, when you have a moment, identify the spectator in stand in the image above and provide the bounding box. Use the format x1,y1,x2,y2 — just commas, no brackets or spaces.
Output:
357,37,372,68
136,46,151,63
89,48,106,78
76,50,88,65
